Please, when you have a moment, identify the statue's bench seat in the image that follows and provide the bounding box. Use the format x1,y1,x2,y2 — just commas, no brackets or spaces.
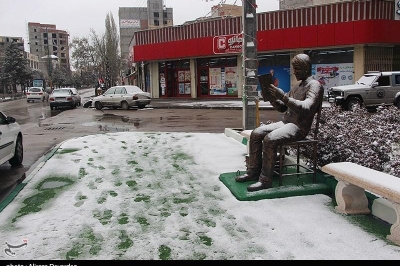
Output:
322,162,400,246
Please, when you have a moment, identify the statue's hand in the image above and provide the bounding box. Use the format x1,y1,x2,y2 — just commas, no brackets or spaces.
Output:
268,84,285,100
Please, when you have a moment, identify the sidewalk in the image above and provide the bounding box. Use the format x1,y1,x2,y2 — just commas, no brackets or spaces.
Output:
147,98,331,110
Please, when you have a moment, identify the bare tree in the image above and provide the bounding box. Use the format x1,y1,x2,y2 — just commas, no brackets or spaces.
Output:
91,12,121,90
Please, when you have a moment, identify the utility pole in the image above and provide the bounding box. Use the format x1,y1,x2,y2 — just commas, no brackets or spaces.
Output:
141,61,145,92
242,0,258,130
46,27,52,89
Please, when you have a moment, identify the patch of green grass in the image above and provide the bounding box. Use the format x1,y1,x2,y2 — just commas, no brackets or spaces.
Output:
13,176,74,223
118,230,133,250
134,194,150,203
118,213,129,225
58,148,80,154
137,216,149,226
126,180,138,190
159,245,171,260
172,195,195,204
172,152,193,161
198,218,216,228
79,167,88,178
112,168,120,176
93,209,113,225
135,168,144,173
198,234,213,246
127,160,138,165
109,191,118,197
65,226,103,259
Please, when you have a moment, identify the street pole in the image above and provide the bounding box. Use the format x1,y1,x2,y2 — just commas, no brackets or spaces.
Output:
141,61,145,92
242,0,258,130
46,27,52,89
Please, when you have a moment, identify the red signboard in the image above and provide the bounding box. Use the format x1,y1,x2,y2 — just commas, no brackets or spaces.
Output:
213,34,243,54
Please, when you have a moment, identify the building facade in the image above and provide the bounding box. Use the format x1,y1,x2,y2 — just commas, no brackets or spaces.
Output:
27,22,70,82
119,0,173,83
131,0,400,99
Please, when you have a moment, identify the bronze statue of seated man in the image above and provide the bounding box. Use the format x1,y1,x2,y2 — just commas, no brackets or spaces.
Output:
236,53,324,192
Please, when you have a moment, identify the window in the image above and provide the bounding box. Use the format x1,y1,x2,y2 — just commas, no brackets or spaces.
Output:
34,29,37,32
43,33,48,38
395,75,400,85
52,33,56,38
154,20,159,26
163,12,168,18
154,12,159,18
377,76,390,86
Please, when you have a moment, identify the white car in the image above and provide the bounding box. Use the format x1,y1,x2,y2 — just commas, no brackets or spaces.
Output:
0,110,23,166
26,87,49,102
92,85,151,110
68,87,81,106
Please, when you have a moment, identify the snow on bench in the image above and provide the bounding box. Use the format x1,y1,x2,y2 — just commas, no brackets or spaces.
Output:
321,162,400,246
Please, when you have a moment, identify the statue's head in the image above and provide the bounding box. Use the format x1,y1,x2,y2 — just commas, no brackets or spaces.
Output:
292,54,311,81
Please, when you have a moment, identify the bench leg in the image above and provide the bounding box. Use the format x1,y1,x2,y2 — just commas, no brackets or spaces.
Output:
335,181,370,214
387,203,400,246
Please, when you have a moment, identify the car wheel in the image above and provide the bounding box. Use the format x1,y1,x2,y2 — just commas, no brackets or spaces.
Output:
138,104,146,109
50,106,54,110
95,101,103,110
121,101,129,110
395,98,400,109
345,97,362,111
9,136,23,166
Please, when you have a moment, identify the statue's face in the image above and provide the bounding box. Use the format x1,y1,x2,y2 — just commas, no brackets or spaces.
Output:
292,59,309,81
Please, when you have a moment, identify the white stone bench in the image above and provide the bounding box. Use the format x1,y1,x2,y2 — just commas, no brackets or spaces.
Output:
321,162,400,246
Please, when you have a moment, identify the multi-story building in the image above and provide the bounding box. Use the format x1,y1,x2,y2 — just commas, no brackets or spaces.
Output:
0,36,24,57
119,0,173,83
27,22,70,80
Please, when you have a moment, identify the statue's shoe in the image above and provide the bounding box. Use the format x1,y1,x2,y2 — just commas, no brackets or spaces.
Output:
235,173,259,182
247,181,272,192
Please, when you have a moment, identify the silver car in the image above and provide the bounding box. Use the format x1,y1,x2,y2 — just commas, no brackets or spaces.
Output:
92,85,151,110
49,88,78,110
68,87,81,106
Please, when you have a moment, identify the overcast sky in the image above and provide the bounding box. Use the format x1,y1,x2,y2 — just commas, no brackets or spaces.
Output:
0,0,279,47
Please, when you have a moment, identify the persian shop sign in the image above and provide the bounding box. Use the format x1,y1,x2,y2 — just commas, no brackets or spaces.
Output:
213,34,243,54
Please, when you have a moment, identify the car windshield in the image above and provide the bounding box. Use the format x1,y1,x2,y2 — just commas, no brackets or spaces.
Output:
356,74,377,86
53,89,71,95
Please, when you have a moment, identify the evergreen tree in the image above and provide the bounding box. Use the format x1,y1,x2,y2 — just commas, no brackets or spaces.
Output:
0,42,32,93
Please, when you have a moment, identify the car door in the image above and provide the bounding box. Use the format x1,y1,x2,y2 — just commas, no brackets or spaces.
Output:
113,87,127,107
0,111,14,162
369,75,391,106
101,88,116,107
